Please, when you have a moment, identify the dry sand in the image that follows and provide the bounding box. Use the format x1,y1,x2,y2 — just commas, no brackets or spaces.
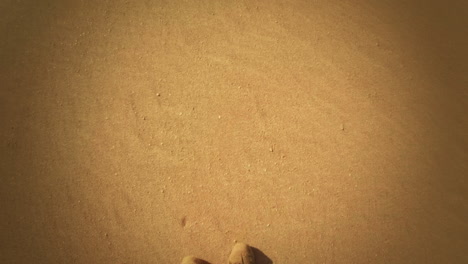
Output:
1,0,467,263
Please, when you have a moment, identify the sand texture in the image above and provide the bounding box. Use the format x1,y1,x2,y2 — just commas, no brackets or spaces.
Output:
1,0,467,263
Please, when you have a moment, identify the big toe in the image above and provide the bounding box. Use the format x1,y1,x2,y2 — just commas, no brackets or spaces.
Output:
228,243,255,264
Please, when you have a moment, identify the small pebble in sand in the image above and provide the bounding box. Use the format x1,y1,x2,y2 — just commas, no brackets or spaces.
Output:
180,216,187,227
269,147,273,152
156,93,161,96
233,239,237,243
266,224,270,227
289,186,292,190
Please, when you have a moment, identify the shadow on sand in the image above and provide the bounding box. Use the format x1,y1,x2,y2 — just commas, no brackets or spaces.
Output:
251,247,273,264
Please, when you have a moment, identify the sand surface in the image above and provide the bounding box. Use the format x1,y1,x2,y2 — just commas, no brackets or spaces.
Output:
1,0,467,263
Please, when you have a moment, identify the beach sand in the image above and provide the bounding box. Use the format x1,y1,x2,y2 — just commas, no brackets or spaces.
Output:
1,0,467,263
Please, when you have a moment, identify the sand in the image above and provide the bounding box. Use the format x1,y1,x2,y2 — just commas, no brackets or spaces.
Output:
1,0,467,263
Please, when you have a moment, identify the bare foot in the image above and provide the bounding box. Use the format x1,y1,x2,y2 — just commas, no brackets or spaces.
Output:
181,256,211,264
228,243,256,264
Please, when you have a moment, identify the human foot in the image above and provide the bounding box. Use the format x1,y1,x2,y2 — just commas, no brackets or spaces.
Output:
228,243,255,264
181,256,211,264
